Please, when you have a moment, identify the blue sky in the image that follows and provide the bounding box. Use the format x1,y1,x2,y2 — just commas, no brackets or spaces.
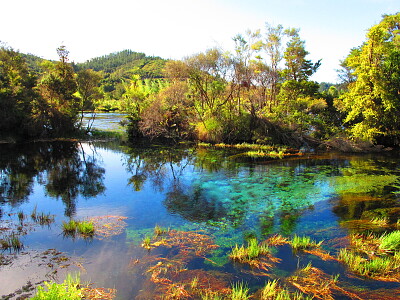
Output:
1,0,398,82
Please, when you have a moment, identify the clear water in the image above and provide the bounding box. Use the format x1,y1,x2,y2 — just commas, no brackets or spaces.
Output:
81,112,128,131
1,141,400,299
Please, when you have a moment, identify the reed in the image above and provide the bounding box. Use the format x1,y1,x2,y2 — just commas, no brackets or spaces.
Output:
37,212,55,226
17,211,25,223
31,205,38,221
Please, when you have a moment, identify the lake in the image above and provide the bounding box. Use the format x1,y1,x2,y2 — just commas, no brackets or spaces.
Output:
1,141,400,299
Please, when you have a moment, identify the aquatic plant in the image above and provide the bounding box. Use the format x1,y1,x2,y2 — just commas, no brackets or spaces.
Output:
379,230,400,251
229,238,279,273
0,234,23,251
288,263,352,300
31,273,116,300
17,211,25,223
201,291,224,300
89,215,128,239
62,219,95,238
230,238,270,262
36,212,55,226
76,220,95,236
31,273,82,300
31,205,38,221
141,236,152,250
370,217,389,227
266,234,289,246
230,282,250,300
338,248,400,280
290,235,323,251
154,224,168,236
260,280,312,300
62,220,78,235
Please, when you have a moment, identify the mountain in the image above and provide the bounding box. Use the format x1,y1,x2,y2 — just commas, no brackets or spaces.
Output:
74,49,167,79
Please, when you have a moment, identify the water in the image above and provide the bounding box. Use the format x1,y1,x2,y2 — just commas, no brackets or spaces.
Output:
1,141,400,299
81,112,128,131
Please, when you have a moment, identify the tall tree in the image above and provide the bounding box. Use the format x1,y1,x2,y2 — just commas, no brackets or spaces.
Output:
76,69,103,131
264,23,284,111
338,13,400,143
38,45,79,135
282,28,321,82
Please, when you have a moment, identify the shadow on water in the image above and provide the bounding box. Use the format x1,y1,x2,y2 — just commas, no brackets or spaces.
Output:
0,141,105,217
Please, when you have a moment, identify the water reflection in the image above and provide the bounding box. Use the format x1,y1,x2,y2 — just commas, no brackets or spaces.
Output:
0,142,105,216
1,142,400,298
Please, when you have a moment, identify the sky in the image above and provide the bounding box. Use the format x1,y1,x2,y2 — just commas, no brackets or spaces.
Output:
1,0,398,83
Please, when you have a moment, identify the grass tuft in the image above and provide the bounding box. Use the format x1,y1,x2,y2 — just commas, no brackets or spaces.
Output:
291,235,323,251
379,230,400,251
230,282,250,300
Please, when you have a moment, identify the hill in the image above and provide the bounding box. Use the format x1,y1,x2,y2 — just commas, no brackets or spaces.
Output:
75,49,167,79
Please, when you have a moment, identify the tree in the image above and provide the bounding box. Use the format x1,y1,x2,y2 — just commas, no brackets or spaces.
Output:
76,69,103,131
264,23,284,110
338,13,400,143
282,28,321,82
0,45,37,136
38,45,79,135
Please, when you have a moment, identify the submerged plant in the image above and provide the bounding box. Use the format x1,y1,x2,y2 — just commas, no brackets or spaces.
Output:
154,224,168,236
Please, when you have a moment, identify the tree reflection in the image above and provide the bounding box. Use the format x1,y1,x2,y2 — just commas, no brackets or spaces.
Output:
0,142,105,216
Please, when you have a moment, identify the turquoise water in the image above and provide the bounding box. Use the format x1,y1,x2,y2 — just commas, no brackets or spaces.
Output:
1,142,400,299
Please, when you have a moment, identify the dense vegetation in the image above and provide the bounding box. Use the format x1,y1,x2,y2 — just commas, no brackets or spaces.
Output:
0,13,399,148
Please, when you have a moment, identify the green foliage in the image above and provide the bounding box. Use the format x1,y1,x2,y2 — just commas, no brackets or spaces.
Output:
31,273,81,300
0,45,38,137
62,219,95,238
230,282,250,300
230,238,270,262
338,248,400,278
291,235,322,251
338,13,400,143
76,221,95,236
379,230,400,251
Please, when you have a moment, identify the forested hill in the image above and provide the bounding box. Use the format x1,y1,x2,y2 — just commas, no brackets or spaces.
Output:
74,49,167,79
